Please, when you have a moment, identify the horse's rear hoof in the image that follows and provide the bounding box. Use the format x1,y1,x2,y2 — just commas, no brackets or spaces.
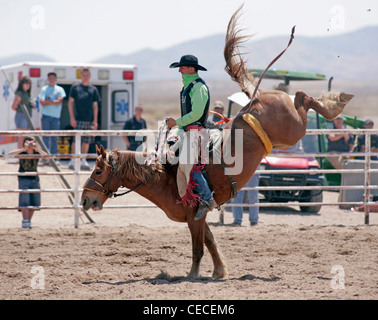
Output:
339,92,354,104
316,91,354,120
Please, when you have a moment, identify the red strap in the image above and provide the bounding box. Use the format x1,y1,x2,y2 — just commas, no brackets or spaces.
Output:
209,110,231,124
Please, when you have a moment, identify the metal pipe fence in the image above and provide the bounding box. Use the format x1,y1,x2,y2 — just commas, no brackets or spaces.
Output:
0,129,377,226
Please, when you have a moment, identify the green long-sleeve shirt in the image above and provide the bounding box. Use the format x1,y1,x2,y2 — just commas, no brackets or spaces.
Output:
175,73,209,128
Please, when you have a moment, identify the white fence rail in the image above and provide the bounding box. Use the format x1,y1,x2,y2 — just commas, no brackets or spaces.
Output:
1,129,377,226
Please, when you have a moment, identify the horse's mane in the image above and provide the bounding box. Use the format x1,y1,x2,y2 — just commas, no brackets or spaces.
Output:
109,149,164,182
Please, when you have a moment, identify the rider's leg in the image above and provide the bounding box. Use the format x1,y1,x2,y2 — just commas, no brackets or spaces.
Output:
192,170,212,199
192,169,214,221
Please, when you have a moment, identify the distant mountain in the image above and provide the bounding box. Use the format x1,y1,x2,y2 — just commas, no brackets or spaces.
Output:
1,26,376,82
94,26,378,81
0,53,54,66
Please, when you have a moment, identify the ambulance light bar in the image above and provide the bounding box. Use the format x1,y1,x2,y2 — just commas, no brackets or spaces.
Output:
29,68,41,77
123,71,134,80
54,68,66,79
98,70,110,80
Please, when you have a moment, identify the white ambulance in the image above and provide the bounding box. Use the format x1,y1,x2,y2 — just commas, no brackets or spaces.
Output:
0,61,138,154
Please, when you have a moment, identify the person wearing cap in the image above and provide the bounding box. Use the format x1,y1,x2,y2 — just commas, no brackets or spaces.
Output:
326,115,354,169
122,105,147,151
206,101,226,129
166,54,214,221
355,119,378,160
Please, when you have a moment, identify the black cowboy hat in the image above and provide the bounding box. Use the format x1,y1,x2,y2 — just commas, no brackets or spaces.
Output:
169,55,207,71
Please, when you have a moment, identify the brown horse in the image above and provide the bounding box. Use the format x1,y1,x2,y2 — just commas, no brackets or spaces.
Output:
81,6,353,279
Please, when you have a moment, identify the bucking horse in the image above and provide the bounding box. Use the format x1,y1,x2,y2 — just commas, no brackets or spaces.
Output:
81,6,353,279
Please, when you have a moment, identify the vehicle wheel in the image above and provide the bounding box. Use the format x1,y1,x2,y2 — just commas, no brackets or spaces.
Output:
300,189,323,213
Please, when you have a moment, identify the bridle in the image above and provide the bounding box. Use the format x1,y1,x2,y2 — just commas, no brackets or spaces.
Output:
83,151,156,198
84,120,167,198
83,151,120,198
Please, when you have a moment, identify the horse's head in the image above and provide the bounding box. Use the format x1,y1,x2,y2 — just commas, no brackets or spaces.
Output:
81,145,121,211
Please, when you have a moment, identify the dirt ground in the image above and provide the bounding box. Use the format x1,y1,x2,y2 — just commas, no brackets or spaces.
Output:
0,160,377,300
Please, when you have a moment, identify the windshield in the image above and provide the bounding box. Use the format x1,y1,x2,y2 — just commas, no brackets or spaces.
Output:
304,112,321,153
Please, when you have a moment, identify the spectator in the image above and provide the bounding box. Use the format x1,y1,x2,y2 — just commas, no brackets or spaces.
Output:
326,115,354,169
206,100,226,129
231,168,260,226
39,72,66,163
67,68,101,170
11,76,36,148
355,119,378,160
122,105,147,151
9,137,48,229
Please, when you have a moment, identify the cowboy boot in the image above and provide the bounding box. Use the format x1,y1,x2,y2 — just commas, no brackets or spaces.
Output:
194,196,215,221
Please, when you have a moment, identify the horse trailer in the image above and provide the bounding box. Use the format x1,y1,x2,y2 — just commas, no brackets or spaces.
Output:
0,61,138,154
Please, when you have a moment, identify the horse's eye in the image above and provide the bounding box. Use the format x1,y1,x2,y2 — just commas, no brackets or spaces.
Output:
95,170,102,175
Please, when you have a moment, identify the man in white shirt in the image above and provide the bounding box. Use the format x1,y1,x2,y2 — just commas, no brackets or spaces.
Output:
39,72,66,161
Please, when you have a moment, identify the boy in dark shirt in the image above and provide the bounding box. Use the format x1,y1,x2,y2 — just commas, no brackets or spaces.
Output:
122,105,147,151
9,137,48,228
68,68,101,170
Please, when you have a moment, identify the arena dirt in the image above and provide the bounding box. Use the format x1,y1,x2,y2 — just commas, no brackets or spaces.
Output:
1,161,377,300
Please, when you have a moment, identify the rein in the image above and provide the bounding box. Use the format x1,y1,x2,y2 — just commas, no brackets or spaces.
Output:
145,119,170,166
112,169,156,198
83,151,156,198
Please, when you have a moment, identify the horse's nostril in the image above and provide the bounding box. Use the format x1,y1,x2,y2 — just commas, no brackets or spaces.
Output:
81,197,88,208
93,200,100,208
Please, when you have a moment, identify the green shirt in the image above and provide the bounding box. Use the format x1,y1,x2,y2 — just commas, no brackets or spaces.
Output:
16,90,33,116
175,73,209,128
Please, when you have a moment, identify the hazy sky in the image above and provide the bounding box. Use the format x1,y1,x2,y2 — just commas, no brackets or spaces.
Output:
0,0,377,63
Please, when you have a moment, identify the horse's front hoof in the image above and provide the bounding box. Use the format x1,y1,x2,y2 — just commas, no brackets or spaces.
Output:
212,269,228,280
188,271,200,279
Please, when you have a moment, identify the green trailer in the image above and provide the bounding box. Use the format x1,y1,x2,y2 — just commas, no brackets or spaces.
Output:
306,112,364,186
249,68,327,84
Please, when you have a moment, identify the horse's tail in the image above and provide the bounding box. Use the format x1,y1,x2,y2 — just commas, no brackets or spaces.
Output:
224,5,256,101
225,6,296,113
